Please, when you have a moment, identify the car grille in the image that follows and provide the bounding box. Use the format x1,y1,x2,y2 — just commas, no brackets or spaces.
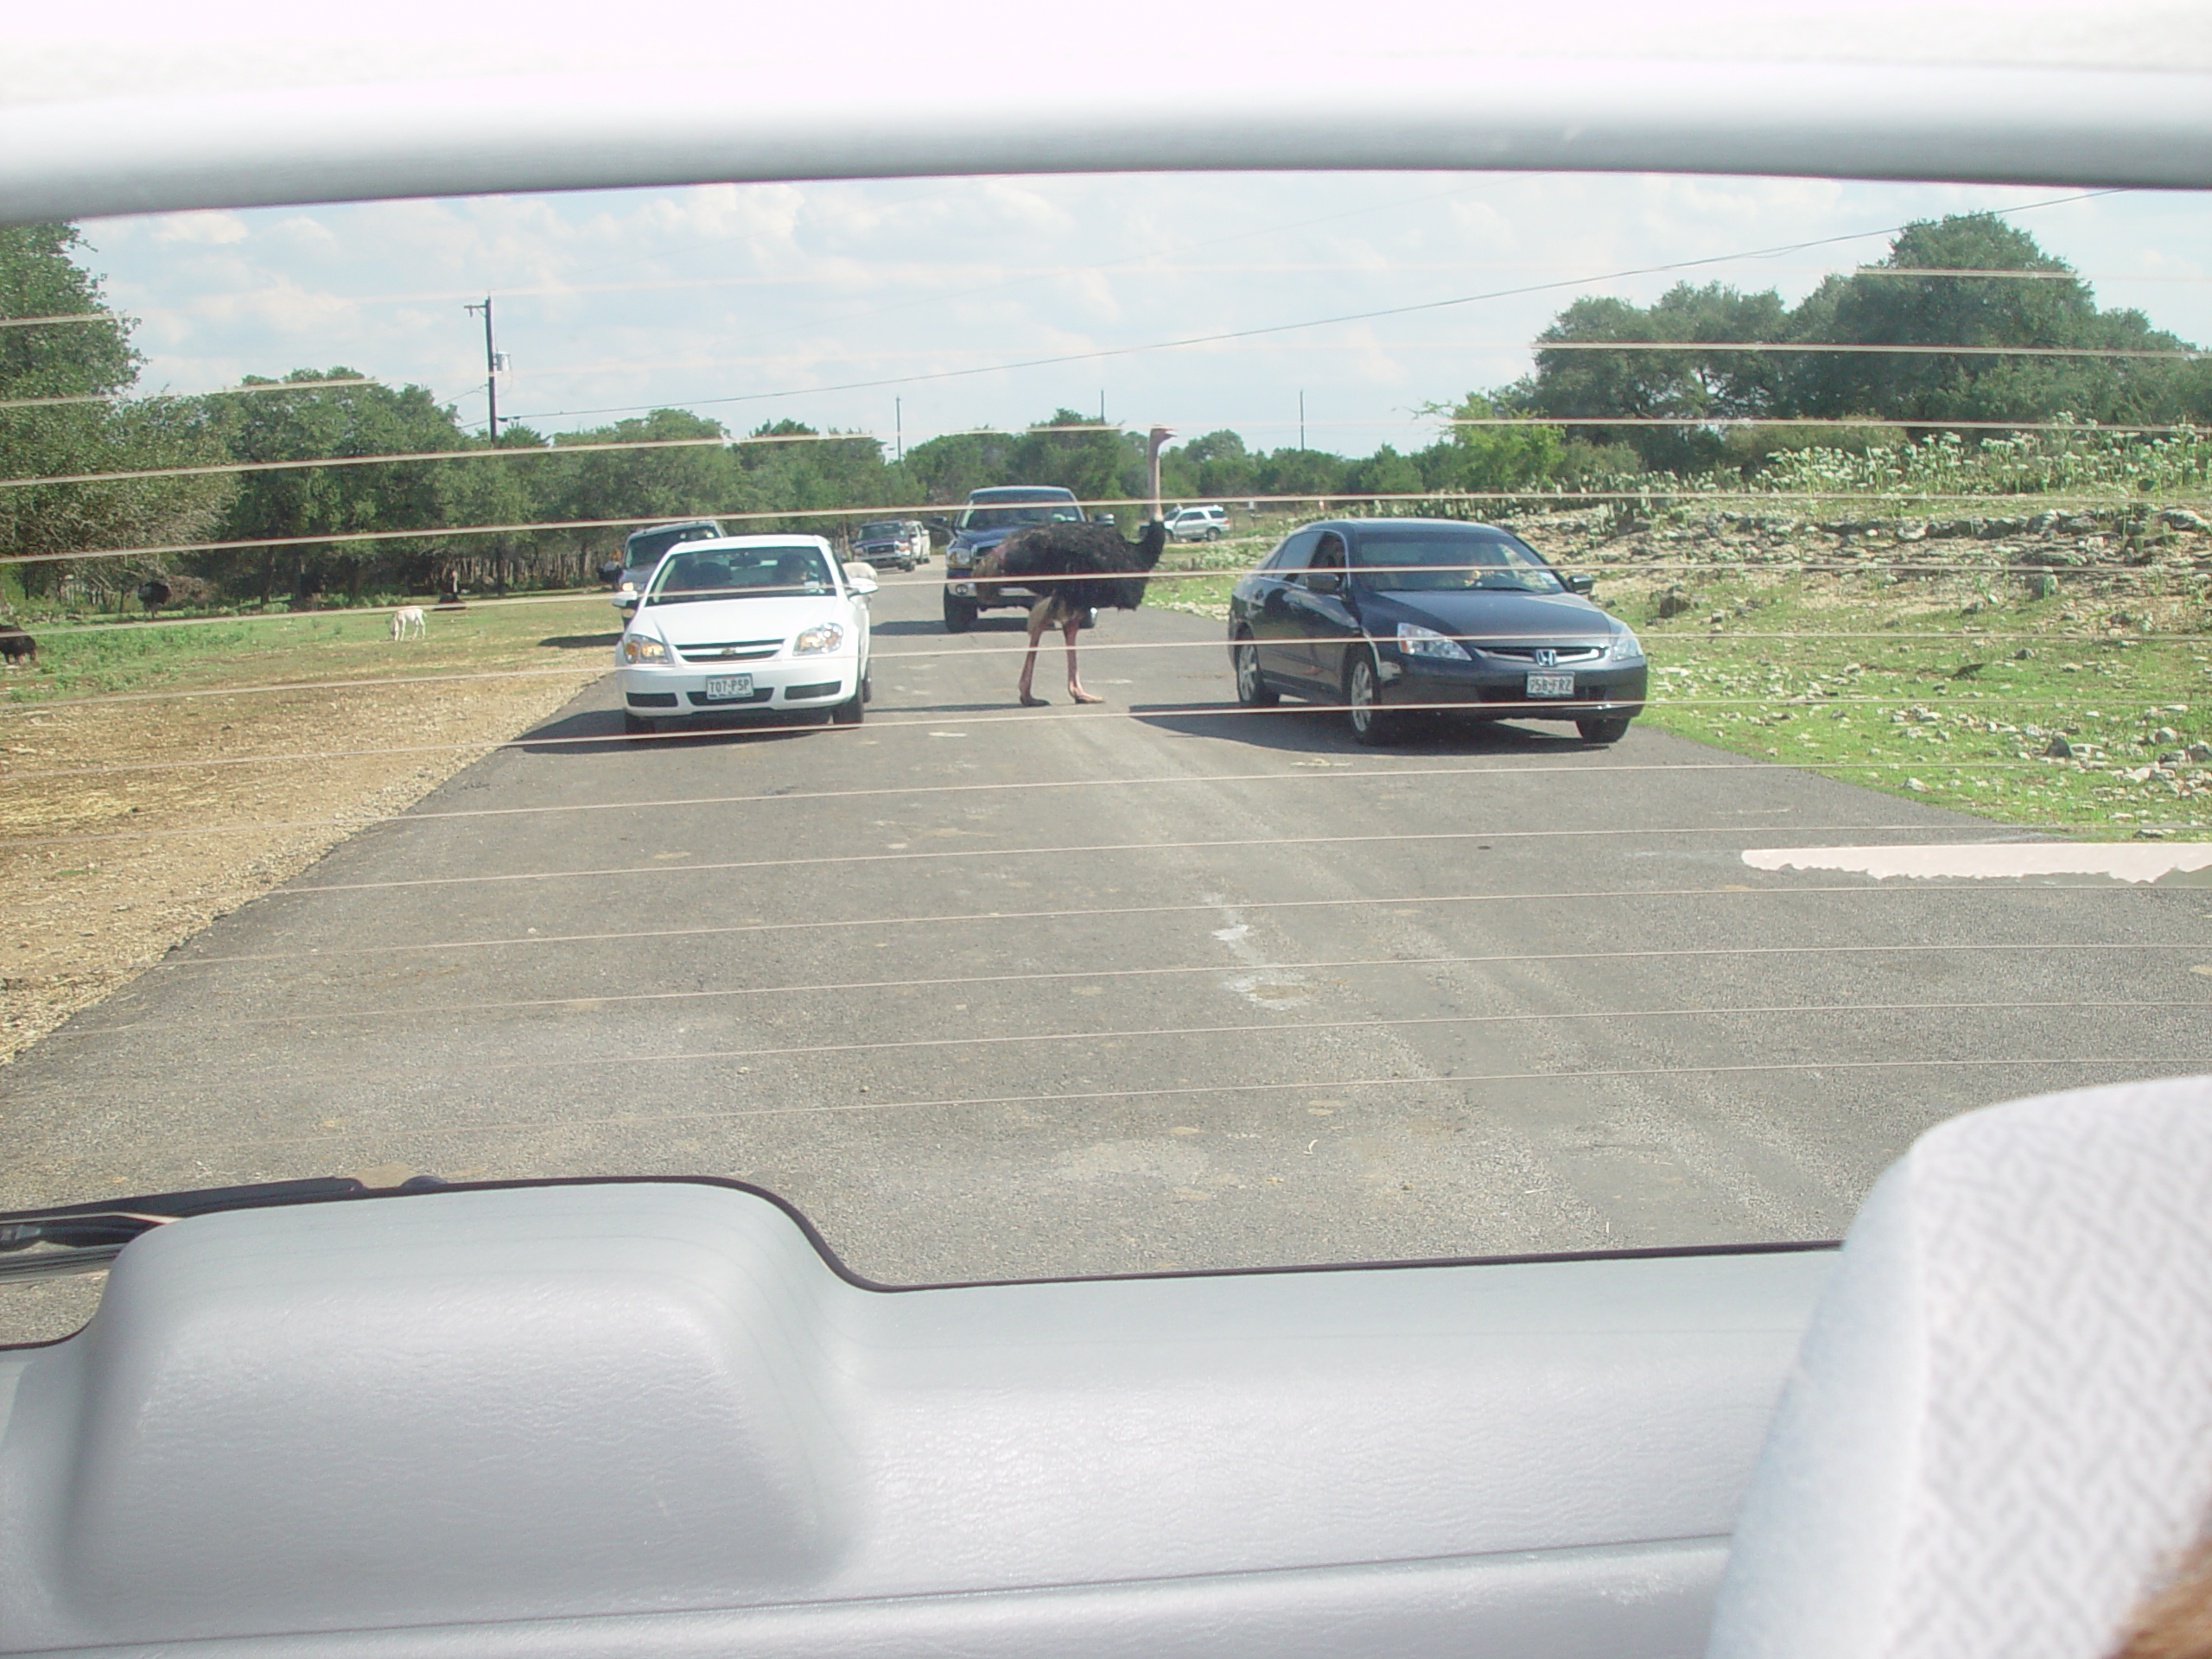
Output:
673,639,781,662
1479,645,1605,664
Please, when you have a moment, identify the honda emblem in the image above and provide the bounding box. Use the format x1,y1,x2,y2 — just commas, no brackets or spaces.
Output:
1534,648,1558,667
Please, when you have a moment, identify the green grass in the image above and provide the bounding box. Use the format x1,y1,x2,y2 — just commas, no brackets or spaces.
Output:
1631,583,2212,838
1148,534,1274,613
3,591,622,703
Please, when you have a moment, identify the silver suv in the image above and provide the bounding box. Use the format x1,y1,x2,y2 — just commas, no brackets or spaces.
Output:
1164,505,1228,542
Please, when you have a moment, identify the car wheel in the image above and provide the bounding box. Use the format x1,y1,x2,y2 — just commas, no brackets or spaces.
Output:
622,709,656,738
1576,715,1632,743
1078,607,1097,630
861,666,873,704
1205,527,1221,541
1344,654,1398,746
832,683,865,725
1232,636,1278,707
943,591,977,632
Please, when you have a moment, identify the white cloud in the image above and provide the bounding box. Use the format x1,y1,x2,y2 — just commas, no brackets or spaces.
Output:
73,172,2212,453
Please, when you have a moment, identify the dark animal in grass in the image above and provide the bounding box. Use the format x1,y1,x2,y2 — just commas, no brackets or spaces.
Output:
0,623,36,667
976,518,1168,705
137,578,171,616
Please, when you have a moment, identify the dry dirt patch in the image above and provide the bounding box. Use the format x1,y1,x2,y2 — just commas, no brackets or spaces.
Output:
2,616,608,1065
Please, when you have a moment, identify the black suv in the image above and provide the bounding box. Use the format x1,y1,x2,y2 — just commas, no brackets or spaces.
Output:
938,486,1090,632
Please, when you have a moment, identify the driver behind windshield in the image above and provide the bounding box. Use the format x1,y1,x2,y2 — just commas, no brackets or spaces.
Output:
1352,531,1565,594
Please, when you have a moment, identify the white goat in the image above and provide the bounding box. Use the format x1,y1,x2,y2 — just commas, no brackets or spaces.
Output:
391,606,426,641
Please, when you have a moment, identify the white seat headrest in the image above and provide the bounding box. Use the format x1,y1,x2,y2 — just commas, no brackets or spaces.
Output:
1708,1074,2212,1659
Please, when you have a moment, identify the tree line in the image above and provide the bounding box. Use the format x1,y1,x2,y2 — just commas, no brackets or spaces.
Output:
5,213,2207,610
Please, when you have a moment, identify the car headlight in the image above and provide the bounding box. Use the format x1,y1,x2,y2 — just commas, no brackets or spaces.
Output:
1607,626,1646,664
1394,623,1471,661
620,634,668,664
792,622,845,655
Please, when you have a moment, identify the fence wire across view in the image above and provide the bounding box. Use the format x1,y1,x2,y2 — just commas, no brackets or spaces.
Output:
6,178,2212,1283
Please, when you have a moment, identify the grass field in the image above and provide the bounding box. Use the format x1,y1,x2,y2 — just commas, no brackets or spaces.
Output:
3,592,623,703
1632,587,2211,837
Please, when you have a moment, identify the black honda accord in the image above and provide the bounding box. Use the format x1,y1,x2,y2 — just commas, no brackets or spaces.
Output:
1225,518,1648,746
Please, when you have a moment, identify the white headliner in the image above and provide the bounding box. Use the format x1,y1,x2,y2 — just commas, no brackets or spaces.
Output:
5,1,2212,222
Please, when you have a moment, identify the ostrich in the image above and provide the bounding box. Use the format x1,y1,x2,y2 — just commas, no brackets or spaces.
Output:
974,426,1175,706
137,578,170,618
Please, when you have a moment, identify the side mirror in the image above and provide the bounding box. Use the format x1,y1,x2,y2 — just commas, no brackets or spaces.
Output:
1565,573,1596,595
1093,512,1116,525
926,516,952,536
1306,571,1343,596
845,563,879,595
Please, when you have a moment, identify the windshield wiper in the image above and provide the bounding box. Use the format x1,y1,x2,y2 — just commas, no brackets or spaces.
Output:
0,1175,446,1282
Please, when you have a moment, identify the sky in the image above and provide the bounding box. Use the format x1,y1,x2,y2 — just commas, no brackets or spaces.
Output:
74,172,2212,461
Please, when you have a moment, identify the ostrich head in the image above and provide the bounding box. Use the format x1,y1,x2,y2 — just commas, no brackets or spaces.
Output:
1135,518,1166,571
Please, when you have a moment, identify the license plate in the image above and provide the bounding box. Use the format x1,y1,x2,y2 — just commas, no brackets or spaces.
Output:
702,675,753,700
1526,672,1575,698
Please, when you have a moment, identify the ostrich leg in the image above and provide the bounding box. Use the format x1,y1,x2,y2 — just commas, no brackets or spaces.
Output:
1016,601,1053,705
1063,616,1102,702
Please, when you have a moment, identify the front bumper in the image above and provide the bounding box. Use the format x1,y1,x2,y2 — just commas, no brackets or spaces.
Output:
618,657,859,717
1376,652,1649,719
947,570,1046,607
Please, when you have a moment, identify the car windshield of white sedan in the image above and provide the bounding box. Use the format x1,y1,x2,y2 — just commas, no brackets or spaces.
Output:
645,547,832,602
1353,529,1567,594
6,170,2212,1338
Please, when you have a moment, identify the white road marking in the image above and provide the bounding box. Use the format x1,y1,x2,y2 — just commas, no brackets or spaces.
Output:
1743,842,2212,884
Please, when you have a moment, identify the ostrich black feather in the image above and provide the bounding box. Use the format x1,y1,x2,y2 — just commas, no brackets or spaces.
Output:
981,519,1168,619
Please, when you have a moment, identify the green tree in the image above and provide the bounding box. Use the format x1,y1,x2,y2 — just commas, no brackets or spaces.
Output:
1414,392,1565,492
0,223,229,601
1785,214,2196,428
202,370,471,603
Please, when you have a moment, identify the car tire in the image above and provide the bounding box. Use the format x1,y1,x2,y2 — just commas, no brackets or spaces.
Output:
1079,607,1097,630
1204,527,1221,542
1232,636,1278,707
1345,653,1398,746
832,683,865,725
1576,715,1632,743
861,666,873,704
943,591,977,632
622,709,657,738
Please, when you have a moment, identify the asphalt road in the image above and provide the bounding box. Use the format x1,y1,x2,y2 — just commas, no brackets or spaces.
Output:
9,572,2212,1283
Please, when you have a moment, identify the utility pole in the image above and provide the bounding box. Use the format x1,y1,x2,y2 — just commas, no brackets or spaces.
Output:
894,396,903,464
464,296,509,594
464,297,504,440
1299,389,1306,452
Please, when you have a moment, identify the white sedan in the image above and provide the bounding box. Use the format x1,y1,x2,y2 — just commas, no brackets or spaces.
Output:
614,535,875,736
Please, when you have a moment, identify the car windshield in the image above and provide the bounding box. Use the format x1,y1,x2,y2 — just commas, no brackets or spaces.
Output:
859,523,903,538
7,161,2211,1337
644,546,832,601
959,501,1084,530
1352,529,1565,594
626,525,713,567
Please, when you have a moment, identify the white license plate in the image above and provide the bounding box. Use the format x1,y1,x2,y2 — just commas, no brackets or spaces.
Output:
1526,672,1576,698
702,675,753,700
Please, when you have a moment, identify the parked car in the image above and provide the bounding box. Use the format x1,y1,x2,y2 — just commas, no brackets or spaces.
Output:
614,535,874,734
851,518,929,570
1165,505,1228,541
1227,518,1647,746
610,518,724,613
938,485,1090,632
